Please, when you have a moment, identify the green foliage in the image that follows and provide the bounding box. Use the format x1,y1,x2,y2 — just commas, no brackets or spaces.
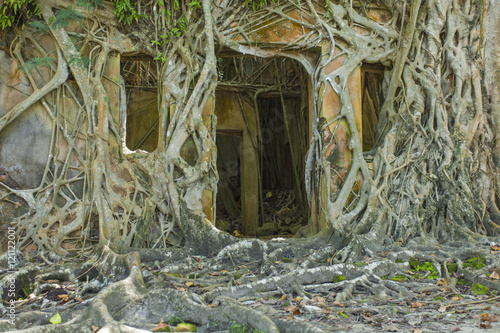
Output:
229,321,263,333
353,261,367,266
22,283,33,298
76,0,105,10
112,0,139,24
1,0,41,30
174,323,197,332
470,283,490,296
463,256,486,270
409,259,439,279
52,8,84,28
325,1,333,18
68,55,93,68
21,56,55,73
29,20,49,33
188,0,201,10
243,0,303,11
334,275,346,283
167,316,185,326
245,0,272,11
151,16,188,61
389,274,408,282
457,278,472,286
446,263,457,273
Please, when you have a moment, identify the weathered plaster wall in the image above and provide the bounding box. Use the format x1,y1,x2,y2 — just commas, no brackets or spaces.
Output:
0,50,52,190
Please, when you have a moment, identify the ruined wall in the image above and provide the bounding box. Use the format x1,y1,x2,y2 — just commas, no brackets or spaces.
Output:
0,2,395,250
0,50,52,190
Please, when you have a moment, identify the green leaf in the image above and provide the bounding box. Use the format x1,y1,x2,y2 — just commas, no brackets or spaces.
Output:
68,55,93,68
21,56,55,73
50,313,62,325
189,1,200,9
29,20,49,33
52,8,83,28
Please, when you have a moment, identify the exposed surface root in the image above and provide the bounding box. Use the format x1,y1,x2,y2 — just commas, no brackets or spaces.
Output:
1,239,499,332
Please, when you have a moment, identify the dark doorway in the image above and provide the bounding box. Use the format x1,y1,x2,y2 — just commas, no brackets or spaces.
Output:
214,56,310,238
257,96,308,238
215,133,242,229
121,54,159,152
361,65,386,151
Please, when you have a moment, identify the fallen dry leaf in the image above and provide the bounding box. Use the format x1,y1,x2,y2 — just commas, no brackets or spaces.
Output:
152,321,172,332
332,301,344,307
437,279,448,286
411,301,426,308
312,296,326,307
91,326,99,333
480,313,499,322
489,271,500,280
285,305,297,313
209,272,219,276
479,321,492,329
451,296,463,301
409,329,423,333
438,305,447,313
449,326,460,332
73,297,83,302
185,281,193,287
490,244,500,251
295,296,303,302
279,295,286,301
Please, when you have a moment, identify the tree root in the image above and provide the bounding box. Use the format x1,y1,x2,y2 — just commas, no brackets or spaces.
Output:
2,240,500,332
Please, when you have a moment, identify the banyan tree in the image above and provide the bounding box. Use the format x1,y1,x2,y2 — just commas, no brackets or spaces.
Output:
0,0,499,331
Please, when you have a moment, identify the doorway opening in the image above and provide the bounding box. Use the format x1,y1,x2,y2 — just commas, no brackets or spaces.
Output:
361,64,386,152
121,54,159,152
214,56,310,238
215,132,242,233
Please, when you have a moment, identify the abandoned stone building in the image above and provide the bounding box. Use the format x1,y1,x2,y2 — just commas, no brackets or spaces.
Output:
0,2,391,249
3,0,482,256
